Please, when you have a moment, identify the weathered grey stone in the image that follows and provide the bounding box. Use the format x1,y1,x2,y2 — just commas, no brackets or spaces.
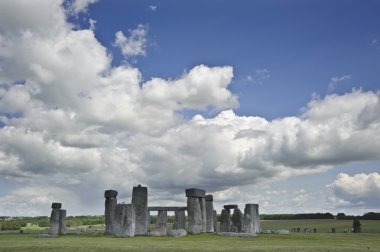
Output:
104,189,118,235
242,213,252,233
205,195,213,201
156,210,167,229
113,203,135,237
49,203,61,235
220,209,231,232
147,210,150,231
231,208,243,232
261,230,272,234
185,188,206,198
205,195,214,232
149,227,167,236
218,232,257,238
223,204,238,210
58,209,66,235
37,234,57,238
271,229,290,235
173,210,186,230
187,197,204,234
213,210,218,232
104,189,118,198
148,206,187,211
167,229,187,237
51,202,62,209
243,204,261,234
200,197,207,232
132,185,148,235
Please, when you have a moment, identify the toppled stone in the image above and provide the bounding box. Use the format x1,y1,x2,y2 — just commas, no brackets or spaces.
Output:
167,229,187,237
223,204,238,210
271,229,290,235
149,227,167,237
261,230,272,234
37,234,57,238
185,188,206,198
218,232,257,238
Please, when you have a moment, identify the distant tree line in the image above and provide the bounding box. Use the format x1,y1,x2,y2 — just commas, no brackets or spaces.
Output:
260,213,334,220
336,212,380,220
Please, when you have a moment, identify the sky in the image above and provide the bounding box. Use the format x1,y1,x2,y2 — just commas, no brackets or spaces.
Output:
0,0,379,217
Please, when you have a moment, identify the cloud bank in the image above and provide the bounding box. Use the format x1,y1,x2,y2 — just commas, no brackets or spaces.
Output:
0,0,379,215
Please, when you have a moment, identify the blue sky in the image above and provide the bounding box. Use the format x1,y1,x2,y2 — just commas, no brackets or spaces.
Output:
0,0,379,216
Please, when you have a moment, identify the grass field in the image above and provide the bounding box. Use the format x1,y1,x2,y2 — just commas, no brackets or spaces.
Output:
0,220,379,251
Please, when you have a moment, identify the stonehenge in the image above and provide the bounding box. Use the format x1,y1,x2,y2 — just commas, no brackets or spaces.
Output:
49,202,66,236
49,185,261,238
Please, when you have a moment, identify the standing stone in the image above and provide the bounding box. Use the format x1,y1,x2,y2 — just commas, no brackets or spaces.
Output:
220,209,232,232
58,209,66,235
113,203,135,237
147,210,151,231
173,210,186,230
49,202,61,235
131,184,148,235
205,195,214,232
243,204,261,234
186,188,206,234
104,190,118,235
213,210,218,232
156,210,167,229
231,208,243,232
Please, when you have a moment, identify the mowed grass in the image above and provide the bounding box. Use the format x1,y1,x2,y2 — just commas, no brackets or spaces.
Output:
0,220,379,252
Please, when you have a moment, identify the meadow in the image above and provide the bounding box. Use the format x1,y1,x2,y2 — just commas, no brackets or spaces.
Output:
0,219,379,251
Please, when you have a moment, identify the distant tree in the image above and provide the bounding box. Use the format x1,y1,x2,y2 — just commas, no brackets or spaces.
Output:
336,213,346,220
352,219,361,233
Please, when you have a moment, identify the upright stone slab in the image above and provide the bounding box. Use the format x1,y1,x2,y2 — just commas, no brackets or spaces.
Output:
104,189,118,235
220,209,232,232
205,195,214,232
173,210,186,230
113,203,135,237
186,188,206,234
156,210,167,229
243,204,261,234
58,209,66,235
213,210,218,232
231,208,243,232
49,202,61,235
131,184,148,235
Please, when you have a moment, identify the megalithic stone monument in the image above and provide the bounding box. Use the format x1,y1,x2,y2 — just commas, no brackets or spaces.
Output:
220,204,237,232
104,189,118,235
213,210,218,232
205,195,214,232
132,184,148,235
156,210,168,229
186,188,206,234
58,209,66,235
173,210,186,230
231,208,243,232
243,204,261,234
113,203,135,237
49,202,62,235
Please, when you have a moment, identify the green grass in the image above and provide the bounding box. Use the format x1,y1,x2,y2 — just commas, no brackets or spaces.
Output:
0,232,379,252
0,220,379,251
